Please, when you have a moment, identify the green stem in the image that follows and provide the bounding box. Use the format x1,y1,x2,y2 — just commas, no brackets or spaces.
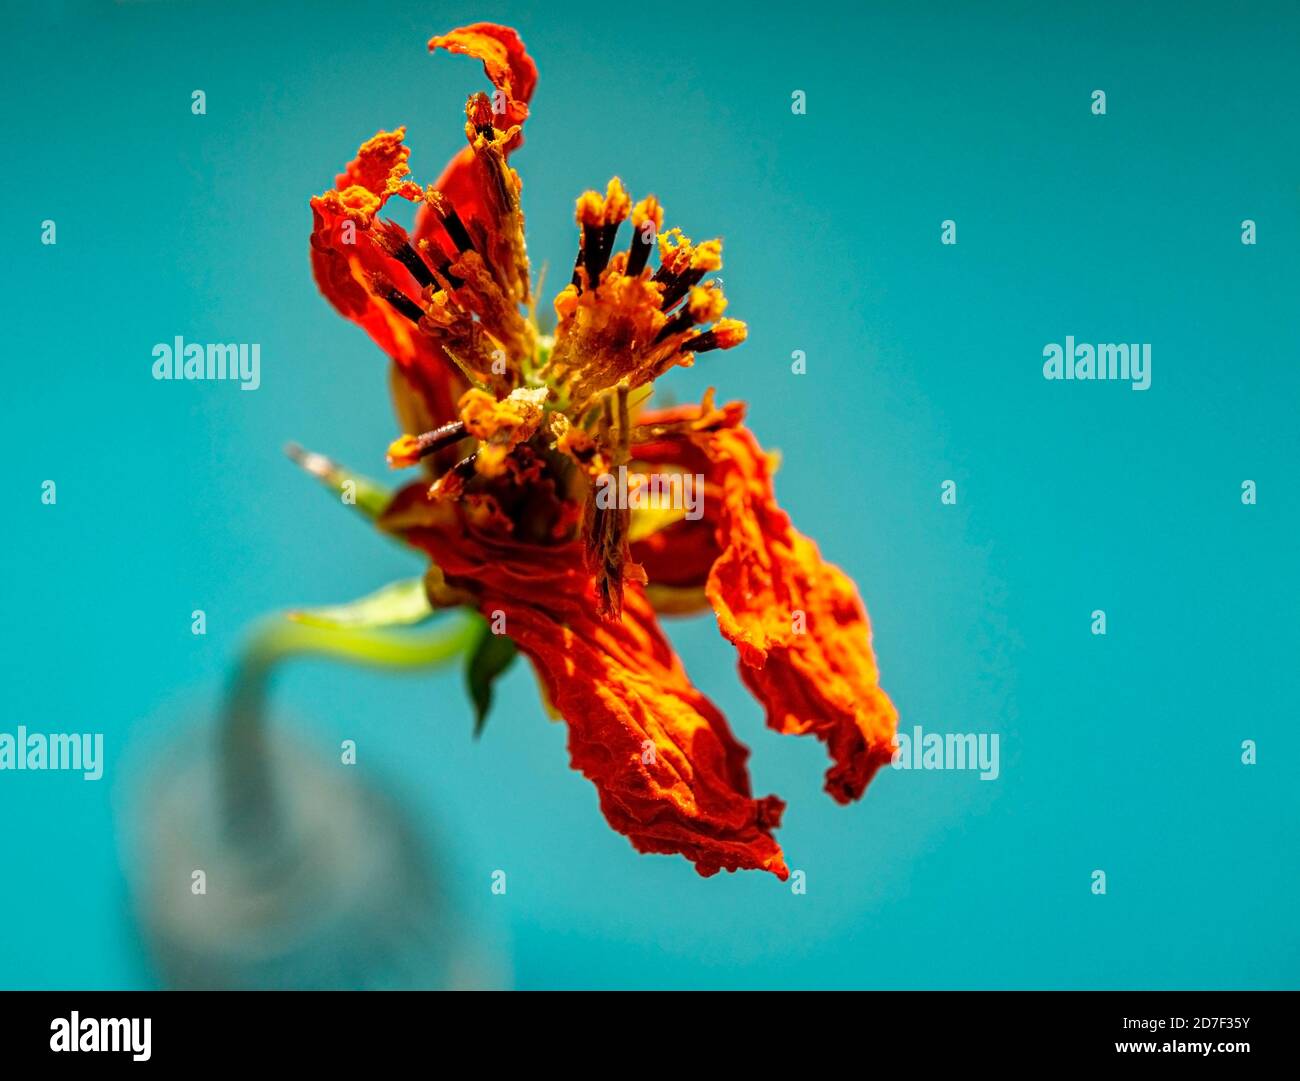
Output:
219,612,478,848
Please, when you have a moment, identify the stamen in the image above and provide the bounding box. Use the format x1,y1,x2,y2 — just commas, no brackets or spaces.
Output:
371,274,426,324
687,283,728,324
583,222,620,288
443,209,475,254
625,235,652,278
684,318,748,353
653,305,695,344
424,190,476,254
374,219,437,288
658,269,707,311
573,192,603,290
626,197,662,277
572,180,631,291
386,420,468,468
427,451,479,501
655,236,722,309
654,281,727,345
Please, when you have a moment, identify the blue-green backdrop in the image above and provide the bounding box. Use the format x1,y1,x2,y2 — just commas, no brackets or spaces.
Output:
3,0,1297,989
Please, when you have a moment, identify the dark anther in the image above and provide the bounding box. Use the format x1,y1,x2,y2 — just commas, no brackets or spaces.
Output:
582,223,621,289
684,328,725,353
658,268,707,311
441,207,476,254
411,420,468,459
381,287,426,325
626,230,653,276
653,306,695,344
426,192,476,254
375,220,436,288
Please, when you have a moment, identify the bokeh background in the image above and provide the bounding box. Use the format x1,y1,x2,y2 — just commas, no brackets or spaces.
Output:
3,0,1298,989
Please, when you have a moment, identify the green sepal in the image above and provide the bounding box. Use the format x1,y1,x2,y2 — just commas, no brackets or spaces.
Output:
286,442,392,520
465,615,519,738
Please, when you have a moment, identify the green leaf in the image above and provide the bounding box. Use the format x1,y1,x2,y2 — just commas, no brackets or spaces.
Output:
465,616,519,737
287,578,433,630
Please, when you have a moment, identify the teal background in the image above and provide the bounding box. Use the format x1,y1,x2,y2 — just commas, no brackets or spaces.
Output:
3,0,1297,989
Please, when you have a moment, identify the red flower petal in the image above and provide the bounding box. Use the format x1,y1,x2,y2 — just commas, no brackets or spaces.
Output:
381,487,789,879
309,129,463,422
428,23,537,125
632,405,899,804
416,24,538,266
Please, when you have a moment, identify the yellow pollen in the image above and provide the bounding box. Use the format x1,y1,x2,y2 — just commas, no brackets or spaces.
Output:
632,195,664,232
688,285,727,324
554,282,579,318
474,442,512,478
691,239,723,272
576,178,633,228
601,177,631,225
386,434,424,468
576,190,606,227
710,318,748,349
459,385,548,443
657,227,692,274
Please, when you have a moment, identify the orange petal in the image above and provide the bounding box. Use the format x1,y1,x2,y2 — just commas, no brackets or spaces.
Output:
631,404,898,804
380,487,789,879
309,129,419,342
416,24,538,264
428,23,537,126
628,401,735,593
704,425,898,803
309,129,464,424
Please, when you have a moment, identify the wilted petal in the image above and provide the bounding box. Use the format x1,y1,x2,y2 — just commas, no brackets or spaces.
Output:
309,129,463,422
417,22,538,289
632,404,898,804
380,487,789,879
428,23,537,126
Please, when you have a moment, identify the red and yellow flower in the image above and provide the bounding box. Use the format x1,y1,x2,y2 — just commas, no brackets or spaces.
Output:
306,23,897,879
